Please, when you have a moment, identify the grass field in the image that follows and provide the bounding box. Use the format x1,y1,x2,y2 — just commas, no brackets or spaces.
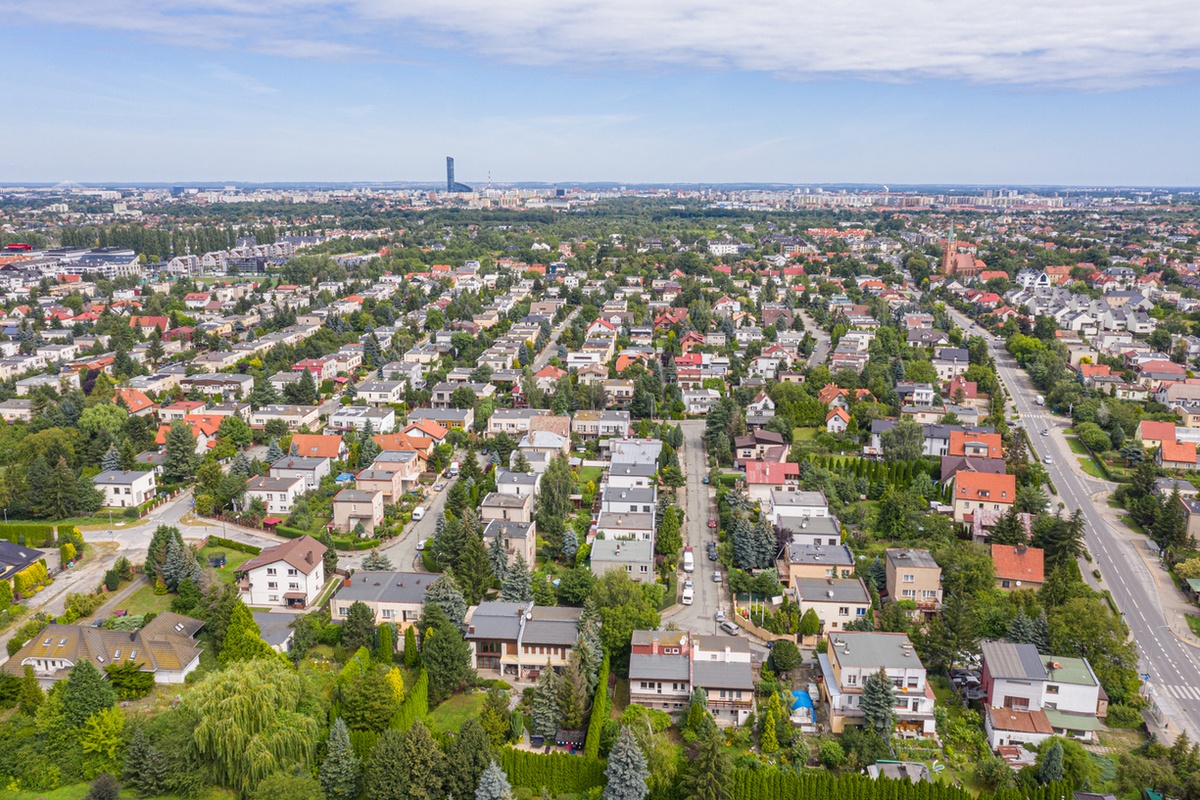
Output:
198,545,254,582
1064,436,1089,455
426,691,487,733
115,582,173,617
6,785,235,800
576,466,603,492
792,428,819,441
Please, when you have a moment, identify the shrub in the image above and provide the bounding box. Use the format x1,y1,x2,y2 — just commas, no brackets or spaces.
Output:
1105,704,1144,729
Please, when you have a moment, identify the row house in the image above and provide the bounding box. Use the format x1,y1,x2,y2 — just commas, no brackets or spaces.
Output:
628,631,755,726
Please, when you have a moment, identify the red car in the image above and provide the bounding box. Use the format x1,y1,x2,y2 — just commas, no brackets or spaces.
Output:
707,517,717,529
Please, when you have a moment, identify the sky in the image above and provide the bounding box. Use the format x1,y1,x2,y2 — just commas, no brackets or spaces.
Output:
2,0,1200,186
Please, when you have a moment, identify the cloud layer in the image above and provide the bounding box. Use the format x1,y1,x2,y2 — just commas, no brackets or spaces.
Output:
7,0,1200,89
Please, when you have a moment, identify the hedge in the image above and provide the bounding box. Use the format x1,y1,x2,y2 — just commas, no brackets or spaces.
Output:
497,748,606,795
277,524,376,551
206,537,261,555
0,524,55,547
348,729,378,760
389,668,429,733
719,769,1071,800
584,653,610,759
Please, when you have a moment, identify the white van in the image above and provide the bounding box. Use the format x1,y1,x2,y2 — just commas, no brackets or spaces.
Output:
681,587,694,605
682,548,695,574
412,506,426,521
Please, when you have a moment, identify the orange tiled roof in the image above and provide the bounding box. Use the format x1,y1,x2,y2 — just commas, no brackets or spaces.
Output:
991,545,1045,584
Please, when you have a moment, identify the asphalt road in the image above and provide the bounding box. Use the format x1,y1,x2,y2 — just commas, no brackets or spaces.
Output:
796,307,831,367
664,420,723,636
951,309,1200,741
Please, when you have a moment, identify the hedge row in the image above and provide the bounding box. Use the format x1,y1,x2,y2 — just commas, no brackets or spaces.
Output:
389,668,429,733
583,653,610,759
718,769,1070,800
206,536,262,555
497,748,606,795
0,524,55,547
277,524,377,551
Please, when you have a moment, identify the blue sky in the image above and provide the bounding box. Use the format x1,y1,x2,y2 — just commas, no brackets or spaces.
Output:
3,0,1200,185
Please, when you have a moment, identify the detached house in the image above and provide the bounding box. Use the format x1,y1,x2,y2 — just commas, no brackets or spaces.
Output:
465,601,582,679
93,470,157,508
819,632,936,735
991,544,1045,590
952,472,1016,523
332,571,437,633
236,535,327,609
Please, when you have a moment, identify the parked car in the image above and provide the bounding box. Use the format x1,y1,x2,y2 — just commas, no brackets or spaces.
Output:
707,550,718,561
683,579,694,590
416,539,427,551
712,571,723,583
707,517,717,529
719,621,740,636
714,608,726,622
702,476,710,484
433,482,446,492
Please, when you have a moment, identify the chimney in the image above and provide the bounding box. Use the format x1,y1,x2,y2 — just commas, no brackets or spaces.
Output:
652,638,659,655
305,551,313,564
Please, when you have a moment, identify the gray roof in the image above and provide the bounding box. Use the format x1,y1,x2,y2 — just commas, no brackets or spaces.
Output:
629,653,690,682
692,660,755,691
93,469,153,486
601,486,656,504
795,578,870,604
590,539,654,562
247,475,304,493
483,519,534,540
334,489,380,503
980,639,1048,681
466,602,528,640
596,511,655,531
781,515,840,538
481,492,530,509
826,632,925,670
336,571,438,605
525,607,583,646
771,490,828,507
252,612,297,648
886,548,939,569
496,469,538,487
785,543,854,566
271,457,326,472
608,462,657,478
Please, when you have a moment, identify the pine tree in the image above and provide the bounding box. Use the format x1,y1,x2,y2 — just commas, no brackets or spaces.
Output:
342,601,377,653
321,718,361,800
480,687,512,745
860,668,896,738
362,550,393,571
218,601,276,666
488,531,509,580
458,533,496,605
62,659,116,726
446,717,493,800
561,529,579,562
249,375,280,410
867,557,887,592
557,647,590,729
162,535,186,591
681,727,731,800
19,664,44,716
163,420,199,482
532,663,560,738
404,625,420,668
230,452,251,477
425,573,468,627
1032,608,1051,653
266,439,284,463
101,445,121,472
123,726,169,796
363,730,406,800
604,726,650,800
398,720,446,800
1039,739,1064,783
501,552,533,602
1008,609,1036,644
475,759,513,800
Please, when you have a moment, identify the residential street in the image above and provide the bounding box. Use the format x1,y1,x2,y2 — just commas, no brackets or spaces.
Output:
663,420,723,635
796,307,830,367
951,308,1200,743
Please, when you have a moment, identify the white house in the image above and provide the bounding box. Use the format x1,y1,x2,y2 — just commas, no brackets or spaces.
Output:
245,475,305,516
93,470,157,508
269,456,330,492
235,535,327,609
766,489,830,529
819,632,937,735
359,380,405,405
330,406,397,434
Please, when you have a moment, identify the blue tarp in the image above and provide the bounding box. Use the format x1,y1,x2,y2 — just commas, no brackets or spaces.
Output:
791,690,814,711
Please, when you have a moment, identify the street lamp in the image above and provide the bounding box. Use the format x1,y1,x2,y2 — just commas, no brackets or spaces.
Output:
109,510,114,538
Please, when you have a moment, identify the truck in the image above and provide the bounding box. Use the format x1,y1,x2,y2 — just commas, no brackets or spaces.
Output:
449,460,460,477
682,547,695,573
1035,395,1045,406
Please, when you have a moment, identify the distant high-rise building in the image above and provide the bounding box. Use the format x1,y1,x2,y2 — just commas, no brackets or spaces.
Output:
446,157,472,193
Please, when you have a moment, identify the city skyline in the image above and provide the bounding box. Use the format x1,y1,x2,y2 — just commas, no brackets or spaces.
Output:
3,0,1199,184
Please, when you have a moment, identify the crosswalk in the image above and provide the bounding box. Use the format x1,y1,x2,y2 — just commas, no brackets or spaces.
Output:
1158,684,1200,700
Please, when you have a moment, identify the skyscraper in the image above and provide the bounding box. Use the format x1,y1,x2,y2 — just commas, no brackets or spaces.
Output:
446,157,472,193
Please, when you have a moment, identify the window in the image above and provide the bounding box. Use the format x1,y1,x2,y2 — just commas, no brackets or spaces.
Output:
269,595,278,602
902,589,916,598
267,568,277,575
838,607,849,616
288,568,298,576
903,574,915,583
267,582,278,589
846,674,857,686
1001,579,1011,588
289,583,300,590
856,608,866,616
1046,684,1059,695
382,609,394,619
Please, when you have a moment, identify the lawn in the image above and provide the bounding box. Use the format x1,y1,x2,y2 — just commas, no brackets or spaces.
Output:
576,466,604,490
115,582,173,617
1187,616,1200,637
5,786,235,800
792,428,818,442
198,544,254,582
426,691,487,733
1076,458,1104,479
1064,436,1089,455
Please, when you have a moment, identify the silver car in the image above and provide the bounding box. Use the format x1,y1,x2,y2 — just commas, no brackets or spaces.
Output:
719,621,740,636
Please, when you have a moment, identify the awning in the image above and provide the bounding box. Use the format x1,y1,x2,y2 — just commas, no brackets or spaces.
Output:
283,592,307,600
1043,708,1102,732
262,517,282,525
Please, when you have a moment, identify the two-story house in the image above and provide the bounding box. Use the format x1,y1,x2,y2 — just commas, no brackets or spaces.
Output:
482,519,537,571
236,535,327,609
269,456,330,492
777,543,855,588
885,548,943,615
607,462,657,489
628,630,693,712
594,511,655,542
980,640,1106,747
332,489,385,535
600,486,656,515
767,490,830,529
464,601,582,679
93,469,157,508
332,571,437,636
495,468,541,499
480,492,533,524
245,475,305,515
590,539,655,583
692,635,756,727
819,632,937,735
794,577,871,632
953,472,1016,523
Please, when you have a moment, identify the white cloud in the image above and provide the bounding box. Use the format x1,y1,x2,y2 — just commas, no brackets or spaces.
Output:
6,0,1200,88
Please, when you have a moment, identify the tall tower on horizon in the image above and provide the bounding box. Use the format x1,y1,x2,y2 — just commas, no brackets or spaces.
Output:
445,156,472,193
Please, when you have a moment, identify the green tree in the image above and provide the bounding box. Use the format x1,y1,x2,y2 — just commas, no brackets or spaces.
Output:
363,730,406,800
63,659,116,726
604,726,650,800
880,418,923,462
185,659,319,795
681,727,731,800
1038,739,1064,784
457,533,495,606
424,573,468,627
480,687,512,745
446,717,494,800
532,663,560,738
19,664,44,716
399,720,446,800
163,420,199,482
592,570,663,671
218,601,277,666
860,668,896,738
404,625,420,668
501,552,533,602
342,600,377,653
421,605,474,705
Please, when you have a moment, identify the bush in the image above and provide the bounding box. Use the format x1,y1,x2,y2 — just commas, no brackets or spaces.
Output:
0,523,55,547
207,536,261,555
103,569,120,592
1105,704,1144,729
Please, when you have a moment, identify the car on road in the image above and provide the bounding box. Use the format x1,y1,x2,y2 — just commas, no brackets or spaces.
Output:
433,482,446,492
1041,429,1048,436
416,539,427,551
707,549,718,561
719,621,740,636
707,517,717,528
714,609,726,622
1043,456,1052,464
412,506,426,520
712,570,723,583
